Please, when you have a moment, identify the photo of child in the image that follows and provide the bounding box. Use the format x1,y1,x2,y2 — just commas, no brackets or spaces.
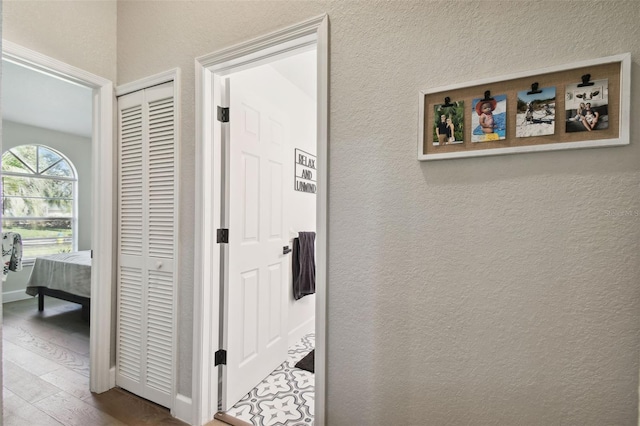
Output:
565,79,608,133
471,94,507,143
516,86,556,138
432,101,464,145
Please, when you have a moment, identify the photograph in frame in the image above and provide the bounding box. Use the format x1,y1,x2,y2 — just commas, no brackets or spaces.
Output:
565,78,609,133
471,94,507,143
433,101,464,146
516,86,556,138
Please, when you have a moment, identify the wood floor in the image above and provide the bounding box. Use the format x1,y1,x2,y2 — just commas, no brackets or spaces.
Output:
2,297,226,426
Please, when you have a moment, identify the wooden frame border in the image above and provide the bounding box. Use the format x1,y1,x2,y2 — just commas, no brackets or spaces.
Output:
418,53,630,161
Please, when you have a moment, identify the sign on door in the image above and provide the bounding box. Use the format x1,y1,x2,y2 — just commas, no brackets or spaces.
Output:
294,148,316,194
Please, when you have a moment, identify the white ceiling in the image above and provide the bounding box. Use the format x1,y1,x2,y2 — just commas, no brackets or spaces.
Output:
2,60,93,138
269,49,316,100
0,49,314,140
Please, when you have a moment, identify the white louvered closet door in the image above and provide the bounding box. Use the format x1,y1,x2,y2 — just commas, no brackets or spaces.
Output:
116,82,177,409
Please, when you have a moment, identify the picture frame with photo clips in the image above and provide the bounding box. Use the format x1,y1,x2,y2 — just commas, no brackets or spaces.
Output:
418,53,630,161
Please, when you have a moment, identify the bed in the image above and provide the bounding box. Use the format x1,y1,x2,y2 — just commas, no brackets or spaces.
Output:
25,250,92,320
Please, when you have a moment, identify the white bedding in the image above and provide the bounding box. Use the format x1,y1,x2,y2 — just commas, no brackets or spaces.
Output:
25,251,92,298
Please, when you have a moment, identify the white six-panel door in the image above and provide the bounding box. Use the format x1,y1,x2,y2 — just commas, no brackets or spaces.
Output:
116,82,177,408
221,78,290,410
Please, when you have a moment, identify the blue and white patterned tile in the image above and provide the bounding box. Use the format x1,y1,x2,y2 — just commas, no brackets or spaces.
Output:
225,334,315,425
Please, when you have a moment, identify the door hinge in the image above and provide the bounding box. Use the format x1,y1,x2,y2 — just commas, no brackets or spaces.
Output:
217,228,229,244
215,349,227,366
217,106,230,123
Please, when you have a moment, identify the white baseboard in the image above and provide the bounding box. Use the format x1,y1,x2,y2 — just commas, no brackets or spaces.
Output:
2,290,32,304
109,366,116,388
288,316,315,347
173,393,193,425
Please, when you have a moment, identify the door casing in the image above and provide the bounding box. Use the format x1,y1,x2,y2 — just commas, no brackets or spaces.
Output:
193,15,329,426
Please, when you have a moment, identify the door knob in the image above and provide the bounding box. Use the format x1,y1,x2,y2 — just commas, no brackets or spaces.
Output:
283,246,292,255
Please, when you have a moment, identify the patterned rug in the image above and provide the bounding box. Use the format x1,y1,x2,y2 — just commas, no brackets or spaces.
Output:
225,333,315,425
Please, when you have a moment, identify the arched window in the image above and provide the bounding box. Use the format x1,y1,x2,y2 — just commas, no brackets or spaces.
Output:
2,145,77,260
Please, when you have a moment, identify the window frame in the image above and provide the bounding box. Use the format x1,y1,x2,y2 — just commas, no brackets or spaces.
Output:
2,144,79,264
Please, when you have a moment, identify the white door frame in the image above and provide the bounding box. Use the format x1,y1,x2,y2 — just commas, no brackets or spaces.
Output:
193,15,329,426
2,40,115,392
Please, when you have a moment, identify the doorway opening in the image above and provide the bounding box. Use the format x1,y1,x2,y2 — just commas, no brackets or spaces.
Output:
193,15,328,426
219,47,317,424
0,41,115,413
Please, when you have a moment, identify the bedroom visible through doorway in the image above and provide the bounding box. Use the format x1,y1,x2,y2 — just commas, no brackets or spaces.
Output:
1,55,96,424
1,42,115,414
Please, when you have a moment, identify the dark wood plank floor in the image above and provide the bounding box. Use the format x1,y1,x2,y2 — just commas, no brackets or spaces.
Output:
2,297,226,426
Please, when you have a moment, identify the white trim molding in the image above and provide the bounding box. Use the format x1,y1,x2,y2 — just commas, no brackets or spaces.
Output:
109,366,116,388
314,16,329,426
2,39,115,394
288,316,316,347
193,14,329,426
174,394,193,424
2,290,32,304
115,68,180,97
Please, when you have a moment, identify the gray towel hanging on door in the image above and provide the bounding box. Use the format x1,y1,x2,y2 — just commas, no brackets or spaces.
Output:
292,231,315,300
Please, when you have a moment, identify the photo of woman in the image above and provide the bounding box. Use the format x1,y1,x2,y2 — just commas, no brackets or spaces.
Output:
565,79,608,132
432,101,464,145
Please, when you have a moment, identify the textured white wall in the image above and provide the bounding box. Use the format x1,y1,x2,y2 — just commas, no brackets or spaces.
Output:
323,3,640,424
3,0,117,81
129,0,640,423
2,121,93,295
276,61,318,346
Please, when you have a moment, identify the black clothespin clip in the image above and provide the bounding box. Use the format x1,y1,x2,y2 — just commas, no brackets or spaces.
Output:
577,74,594,87
483,90,494,101
442,96,454,107
527,82,542,95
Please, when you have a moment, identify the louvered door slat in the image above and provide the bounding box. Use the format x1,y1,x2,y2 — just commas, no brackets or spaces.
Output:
117,266,143,381
119,103,144,257
148,94,175,260
146,269,174,394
